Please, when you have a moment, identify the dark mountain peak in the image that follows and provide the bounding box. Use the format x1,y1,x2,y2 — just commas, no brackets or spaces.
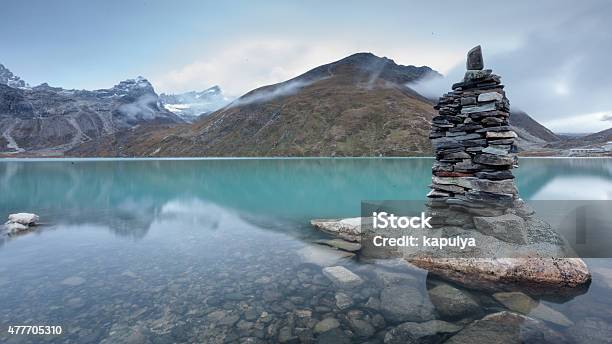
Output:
0,63,28,88
288,52,441,88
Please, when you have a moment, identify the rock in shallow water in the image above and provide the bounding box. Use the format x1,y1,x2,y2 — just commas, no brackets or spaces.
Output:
410,257,591,296
322,266,364,288
384,320,462,344
445,311,570,344
297,245,354,267
428,283,482,319
310,218,361,242
7,213,39,225
492,292,573,327
380,285,435,323
314,238,361,252
313,318,340,333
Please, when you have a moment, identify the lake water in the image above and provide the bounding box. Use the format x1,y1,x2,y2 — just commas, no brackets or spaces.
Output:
1,158,611,343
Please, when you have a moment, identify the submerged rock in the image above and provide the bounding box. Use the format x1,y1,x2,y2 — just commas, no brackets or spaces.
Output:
568,317,612,344
445,311,570,344
313,239,361,252
297,245,354,267
492,292,573,327
384,320,462,344
313,318,340,333
322,266,364,288
428,283,482,319
380,285,435,323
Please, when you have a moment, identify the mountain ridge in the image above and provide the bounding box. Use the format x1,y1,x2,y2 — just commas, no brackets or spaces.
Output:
0,65,183,155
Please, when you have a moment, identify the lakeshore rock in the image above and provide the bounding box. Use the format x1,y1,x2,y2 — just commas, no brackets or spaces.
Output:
384,320,462,344
492,292,573,327
313,239,361,252
7,213,39,225
428,283,482,319
322,266,364,288
4,212,40,234
473,214,527,244
310,218,361,242
445,311,570,344
380,285,435,323
409,257,591,295
297,245,355,267
313,318,340,333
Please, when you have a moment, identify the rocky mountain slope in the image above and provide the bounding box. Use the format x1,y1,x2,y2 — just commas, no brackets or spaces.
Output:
546,127,612,150
69,53,442,156
159,86,230,122
0,66,183,155
508,110,560,151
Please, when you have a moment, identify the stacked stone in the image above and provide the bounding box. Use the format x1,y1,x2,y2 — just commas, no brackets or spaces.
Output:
427,46,518,218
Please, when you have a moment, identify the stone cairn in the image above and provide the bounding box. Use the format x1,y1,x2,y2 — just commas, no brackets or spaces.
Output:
427,46,521,223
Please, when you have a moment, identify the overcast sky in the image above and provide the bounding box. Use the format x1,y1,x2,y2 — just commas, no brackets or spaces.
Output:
2,0,611,133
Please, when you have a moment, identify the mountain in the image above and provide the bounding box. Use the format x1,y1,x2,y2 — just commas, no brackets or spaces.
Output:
159,86,230,122
509,110,560,151
69,53,441,156
0,65,183,155
546,126,612,150
0,64,28,88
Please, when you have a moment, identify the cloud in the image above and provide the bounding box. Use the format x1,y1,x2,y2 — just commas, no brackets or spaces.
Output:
229,79,316,107
410,3,612,133
152,37,462,98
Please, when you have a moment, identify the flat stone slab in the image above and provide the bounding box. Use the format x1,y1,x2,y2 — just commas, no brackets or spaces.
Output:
311,218,362,242
314,239,362,252
410,257,590,296
297,245,355,267
322,266,364,288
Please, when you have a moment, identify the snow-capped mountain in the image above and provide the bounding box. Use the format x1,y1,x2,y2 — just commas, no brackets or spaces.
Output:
0,64,183,154
0,64,28,88
160,86,230,122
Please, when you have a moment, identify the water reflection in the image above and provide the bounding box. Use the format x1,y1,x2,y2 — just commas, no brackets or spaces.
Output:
0,158,611,343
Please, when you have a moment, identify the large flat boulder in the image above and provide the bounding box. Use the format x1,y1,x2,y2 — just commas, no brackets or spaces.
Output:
410,257,590,296
322,266,364,288
311,218,362,242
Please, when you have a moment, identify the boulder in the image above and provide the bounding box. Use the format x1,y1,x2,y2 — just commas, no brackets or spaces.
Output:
428,283,482,319
4,222,29,234
409,258,591,296
445,311,570,344
7,213,39,225
473,214,527,244
322,266,364,288
492,292,573,327
384,320,462,344
380,285,435,323
568,317,612,344
311,218,361,242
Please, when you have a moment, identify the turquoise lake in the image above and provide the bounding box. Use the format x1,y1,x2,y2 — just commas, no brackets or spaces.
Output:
1,158,611,343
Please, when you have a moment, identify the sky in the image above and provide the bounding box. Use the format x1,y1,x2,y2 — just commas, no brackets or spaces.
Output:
1,0,611,133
